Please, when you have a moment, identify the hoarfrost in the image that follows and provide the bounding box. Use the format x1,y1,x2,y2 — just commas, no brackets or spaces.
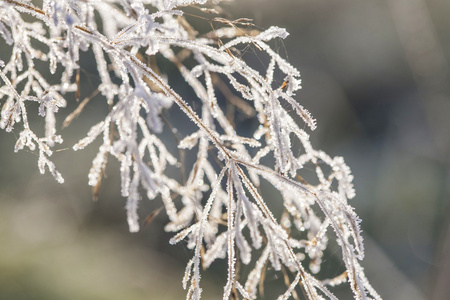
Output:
0,1,379,299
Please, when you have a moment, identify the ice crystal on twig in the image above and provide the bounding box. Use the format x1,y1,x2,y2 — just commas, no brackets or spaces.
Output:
0,0,380,299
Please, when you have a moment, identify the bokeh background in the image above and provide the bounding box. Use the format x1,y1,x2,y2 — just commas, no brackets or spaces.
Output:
1,0,449,299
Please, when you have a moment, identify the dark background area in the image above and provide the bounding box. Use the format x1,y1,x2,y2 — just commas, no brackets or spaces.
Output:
1,0,449,299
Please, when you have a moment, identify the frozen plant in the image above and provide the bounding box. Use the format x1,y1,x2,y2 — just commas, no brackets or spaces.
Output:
0,0,380,299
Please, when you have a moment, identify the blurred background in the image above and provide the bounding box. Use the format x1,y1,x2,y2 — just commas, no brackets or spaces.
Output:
1,0,449,299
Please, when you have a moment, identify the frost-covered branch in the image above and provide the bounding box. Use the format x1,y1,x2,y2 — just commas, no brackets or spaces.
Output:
0,0,380,299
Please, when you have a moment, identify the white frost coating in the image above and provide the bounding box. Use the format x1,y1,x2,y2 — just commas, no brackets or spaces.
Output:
164,0,207,10
0,0,378,299
256,26,289,41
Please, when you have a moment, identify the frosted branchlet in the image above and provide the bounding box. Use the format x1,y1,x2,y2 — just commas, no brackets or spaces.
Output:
0,0,380,299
